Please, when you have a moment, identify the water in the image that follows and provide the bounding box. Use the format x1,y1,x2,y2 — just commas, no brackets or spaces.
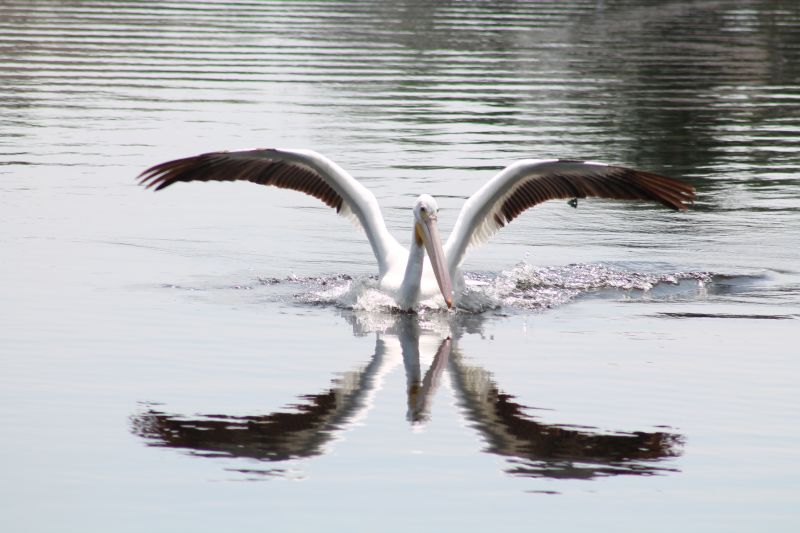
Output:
2,1,799,531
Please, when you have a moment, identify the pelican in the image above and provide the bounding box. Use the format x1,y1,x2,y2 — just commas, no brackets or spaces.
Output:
138,149,695,310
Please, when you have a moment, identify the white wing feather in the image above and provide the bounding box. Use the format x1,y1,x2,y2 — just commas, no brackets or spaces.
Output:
444,158,694,273
444,159,558,272
140,148,404,275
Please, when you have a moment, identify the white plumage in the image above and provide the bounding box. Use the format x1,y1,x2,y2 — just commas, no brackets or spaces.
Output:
139,148,695,310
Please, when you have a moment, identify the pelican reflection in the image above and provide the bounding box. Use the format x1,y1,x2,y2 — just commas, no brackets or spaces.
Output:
131,313,683,480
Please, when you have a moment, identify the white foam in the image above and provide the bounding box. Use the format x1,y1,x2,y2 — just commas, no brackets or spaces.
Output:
277,263,714,314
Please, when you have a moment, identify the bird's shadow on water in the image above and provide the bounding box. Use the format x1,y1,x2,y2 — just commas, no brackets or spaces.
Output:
130,310,684,484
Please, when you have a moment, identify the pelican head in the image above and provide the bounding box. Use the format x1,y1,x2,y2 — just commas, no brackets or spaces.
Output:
413,195,454,308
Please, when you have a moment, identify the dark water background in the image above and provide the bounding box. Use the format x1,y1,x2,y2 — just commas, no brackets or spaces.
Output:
1,1,799,531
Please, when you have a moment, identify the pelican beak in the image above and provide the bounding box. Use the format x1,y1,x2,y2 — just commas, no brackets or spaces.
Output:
419,214,454,308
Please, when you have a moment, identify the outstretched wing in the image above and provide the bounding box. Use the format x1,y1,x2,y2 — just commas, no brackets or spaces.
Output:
444,159,695,271
138,148,403,274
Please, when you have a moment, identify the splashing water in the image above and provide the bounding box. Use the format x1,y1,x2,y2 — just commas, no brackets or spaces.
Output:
476,262,714,311
294,263,714,314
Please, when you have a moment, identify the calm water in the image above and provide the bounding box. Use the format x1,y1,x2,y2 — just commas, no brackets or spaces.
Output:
2,1,799,531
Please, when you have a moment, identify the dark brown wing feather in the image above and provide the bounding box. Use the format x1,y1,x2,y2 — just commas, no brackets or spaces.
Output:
138,150,344,212
445,159,697,270
496,163,694,227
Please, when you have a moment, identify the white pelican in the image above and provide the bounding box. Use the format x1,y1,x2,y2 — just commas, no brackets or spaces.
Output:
139,149,695,310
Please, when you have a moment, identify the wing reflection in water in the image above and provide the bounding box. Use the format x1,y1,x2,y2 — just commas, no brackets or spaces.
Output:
130,313,683,480
448,354,682,479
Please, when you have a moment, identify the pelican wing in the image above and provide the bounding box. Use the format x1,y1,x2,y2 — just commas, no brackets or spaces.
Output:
444,159,696,270
138,148,402,274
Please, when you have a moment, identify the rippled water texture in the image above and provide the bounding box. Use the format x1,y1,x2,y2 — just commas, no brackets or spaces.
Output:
1,2,799,532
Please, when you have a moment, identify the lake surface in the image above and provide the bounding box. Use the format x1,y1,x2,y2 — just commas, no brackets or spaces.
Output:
1,1,799,531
